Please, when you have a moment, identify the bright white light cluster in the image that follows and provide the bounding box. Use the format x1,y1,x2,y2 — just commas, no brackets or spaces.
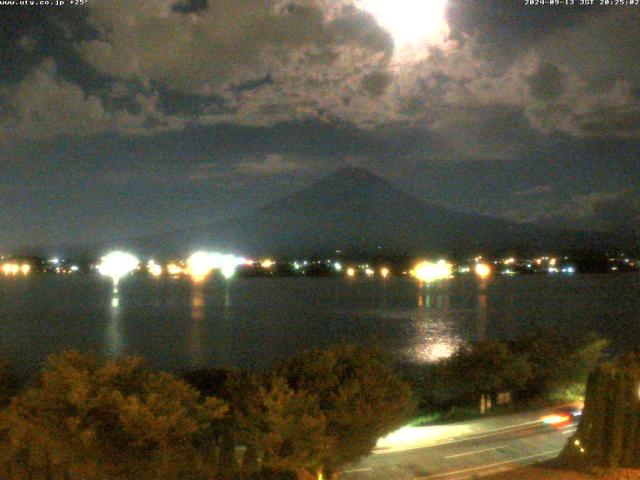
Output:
97,251,139,284
146,260,162,277
186,251,247,281
412,260,452,283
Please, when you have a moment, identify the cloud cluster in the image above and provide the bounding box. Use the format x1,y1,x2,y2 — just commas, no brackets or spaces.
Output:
0,59,111,140
1,1,639,151
78,0,394,126
504,186,640,234
391,7,640,152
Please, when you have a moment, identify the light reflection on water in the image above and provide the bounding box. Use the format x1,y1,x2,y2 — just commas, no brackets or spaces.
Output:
407,279,498,363
106,288,124,357
1,274,638,373
187,281,235,368
411,283,462,362
187,286,206,367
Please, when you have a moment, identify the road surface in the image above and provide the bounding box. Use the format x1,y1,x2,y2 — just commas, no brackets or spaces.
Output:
338,407,578,480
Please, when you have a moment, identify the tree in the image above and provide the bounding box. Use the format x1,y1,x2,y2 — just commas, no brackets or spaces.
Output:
564,352,640,470
183,367,263,476
0,350,228,480
238,377,333,480
511,330,608,399
448,340,532,408
0,360,22,408
274,345,415,477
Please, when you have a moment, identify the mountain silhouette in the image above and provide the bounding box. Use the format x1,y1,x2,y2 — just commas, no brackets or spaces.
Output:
134,167,613,257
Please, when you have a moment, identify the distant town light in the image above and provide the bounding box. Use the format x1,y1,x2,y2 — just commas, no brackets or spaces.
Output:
187,251,214,282
380,267,390,279
166,263,183,276
261,259,275,269
187,251,246,282
20,264,31,275
220,254,244,279
334,262,343,272
97,251,139,285
147,260,163,277
2,263,16,275
347,267,356,277
474,263,491,279
412,260,452,283
365,268,375,277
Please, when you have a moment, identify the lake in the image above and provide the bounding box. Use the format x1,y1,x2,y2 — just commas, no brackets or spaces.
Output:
0,273,638,374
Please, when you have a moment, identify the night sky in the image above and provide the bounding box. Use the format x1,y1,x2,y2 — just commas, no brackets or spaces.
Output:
1,0,639,251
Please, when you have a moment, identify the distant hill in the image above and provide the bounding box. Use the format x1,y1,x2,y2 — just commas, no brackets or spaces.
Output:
132,167,619,258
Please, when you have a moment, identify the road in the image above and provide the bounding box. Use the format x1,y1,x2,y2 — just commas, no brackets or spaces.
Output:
337,407,579,480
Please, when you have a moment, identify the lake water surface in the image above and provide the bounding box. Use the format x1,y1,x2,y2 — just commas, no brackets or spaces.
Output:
0,274,638,373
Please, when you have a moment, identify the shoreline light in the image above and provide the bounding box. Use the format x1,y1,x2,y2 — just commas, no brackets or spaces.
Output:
187,251,247,282
166,263,183,276
147,260,163,277
187,251,215,282
2,263,30,276
97,251,139,285
474,263,492,279
260,259,275,269
412,260,452,283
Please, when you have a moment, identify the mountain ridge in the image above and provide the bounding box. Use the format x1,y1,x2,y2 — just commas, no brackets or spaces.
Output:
131,167,617,257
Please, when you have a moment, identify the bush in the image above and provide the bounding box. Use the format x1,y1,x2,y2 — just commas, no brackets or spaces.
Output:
0,351,228,480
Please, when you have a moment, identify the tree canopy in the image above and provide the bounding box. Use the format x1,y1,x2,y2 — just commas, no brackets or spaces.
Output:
272,345,415,475
0,351,228,480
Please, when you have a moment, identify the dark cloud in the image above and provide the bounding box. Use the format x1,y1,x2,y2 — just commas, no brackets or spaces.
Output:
445,0,604,68
172,0,209,14
578,108,640,138
528,63,563,101
584,189,640,234
501,187,640,235
360,71,392,97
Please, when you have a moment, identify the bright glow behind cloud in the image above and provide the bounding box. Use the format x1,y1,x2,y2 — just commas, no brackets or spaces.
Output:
360,0,450,49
